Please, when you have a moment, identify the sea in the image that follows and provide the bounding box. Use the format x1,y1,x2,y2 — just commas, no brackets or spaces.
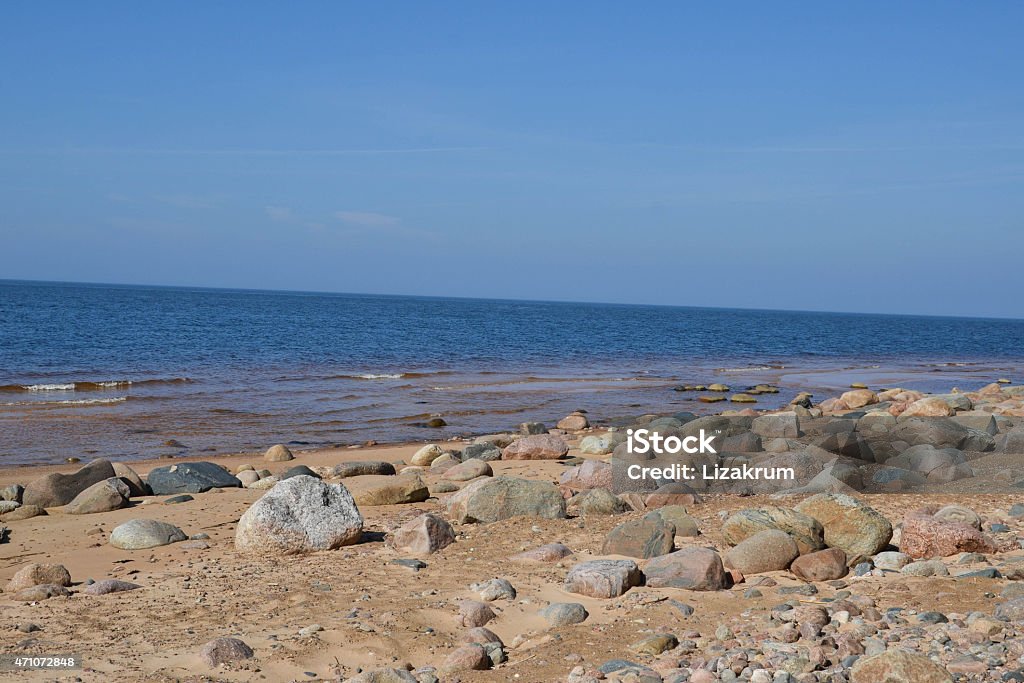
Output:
1,279,1022,465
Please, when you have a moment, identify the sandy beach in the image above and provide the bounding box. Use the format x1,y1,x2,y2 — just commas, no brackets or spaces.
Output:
1,380,1023,682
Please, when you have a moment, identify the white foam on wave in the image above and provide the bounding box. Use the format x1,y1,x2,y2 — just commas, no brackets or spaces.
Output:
357,373,405,380
24,383,76,391
1,396,128,407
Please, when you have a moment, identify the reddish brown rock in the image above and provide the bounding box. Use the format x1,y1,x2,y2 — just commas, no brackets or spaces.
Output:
790,548,848,581
5,563,72,593
901,508,996,559
601,515,674,558
199,637,254,667
556,413,590,431
563,559,642,598
644,482,698,508
558,460,613,490
392,513,455,555
441,643,490,674
510,543,573,563
643,547,727,591
458,600,496,627
851,649,952,683
502,435,569,460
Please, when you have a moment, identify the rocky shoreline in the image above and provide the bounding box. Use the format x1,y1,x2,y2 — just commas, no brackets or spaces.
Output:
1,381,1023,681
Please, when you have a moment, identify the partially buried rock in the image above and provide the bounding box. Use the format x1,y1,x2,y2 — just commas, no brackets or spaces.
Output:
146,462,241,495
347,669,417,683
6,563,71,593
441,643,490,674
112,462,150,497
850,649,952,683
110,519,187,550
564,559,642,598
84,579,142,595
199,637,254,667
23,459,117,508
13,584,71,601
410,444,445,467
649,506,700,537
643,547,727,591
501,434,569,460
559,460,613,490
540,602,588,626
794,493,892,564
446,476,566,523
459,443,502,462
900,507,995,559
722,506,825,555
569,488,630,516
65,477,130,514
790,548,848,581
392,513,455,555
264,444,294,462
724,529,799,574
1,504,45,521
333,461,396,477
510,543,573,563
235,475,362,554
458,600,496,627
442,458,492,481
280,465,321,480
353,474,429,506
644,482,699,508
601,515,674,558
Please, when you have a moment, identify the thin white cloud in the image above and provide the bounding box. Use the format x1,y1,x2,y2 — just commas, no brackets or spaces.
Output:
334,211,400,228
265,205,293,222
4,146,486,157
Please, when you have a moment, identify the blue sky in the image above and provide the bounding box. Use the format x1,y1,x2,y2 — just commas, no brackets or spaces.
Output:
1,2,1022,318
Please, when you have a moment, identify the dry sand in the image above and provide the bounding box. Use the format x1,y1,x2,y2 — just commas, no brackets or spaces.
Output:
0,436,1022,682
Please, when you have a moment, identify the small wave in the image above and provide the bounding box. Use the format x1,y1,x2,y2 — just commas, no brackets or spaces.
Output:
1,396,128,407
716,365,785,373
0,377,191,392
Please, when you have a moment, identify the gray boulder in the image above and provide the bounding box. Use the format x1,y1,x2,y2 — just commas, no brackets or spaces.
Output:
235,475,362,554
66,477,130,514
23,459,117,507
110,519,187,550
446,476,566,523
147,462,241,495
333,461,397,477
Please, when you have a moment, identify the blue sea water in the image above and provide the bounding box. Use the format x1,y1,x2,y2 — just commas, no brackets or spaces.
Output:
1,279,1022,464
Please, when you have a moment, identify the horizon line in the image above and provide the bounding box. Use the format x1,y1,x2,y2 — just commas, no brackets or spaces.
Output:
2,277,1023,323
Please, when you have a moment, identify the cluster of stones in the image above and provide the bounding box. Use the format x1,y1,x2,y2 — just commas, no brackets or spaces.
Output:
3,397,1024,680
